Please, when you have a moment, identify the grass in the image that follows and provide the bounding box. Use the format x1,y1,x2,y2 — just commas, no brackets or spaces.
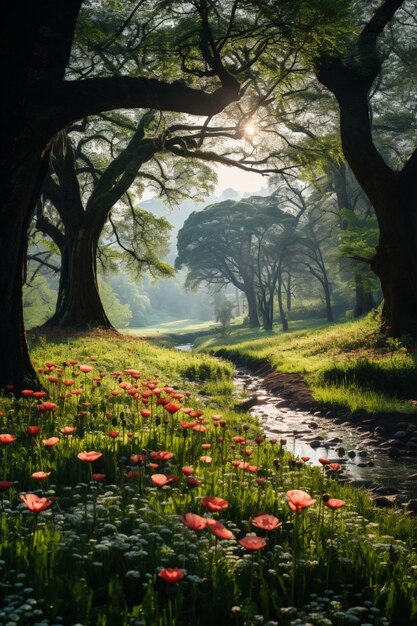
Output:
0,329,415,625
197,315,417,415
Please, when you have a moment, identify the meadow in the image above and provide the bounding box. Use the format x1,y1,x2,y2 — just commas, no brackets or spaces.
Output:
0,329,416,626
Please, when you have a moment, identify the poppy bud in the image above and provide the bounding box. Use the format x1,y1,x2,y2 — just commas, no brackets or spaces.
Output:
155,417,161,426
273,458,280,469
112,417,118,427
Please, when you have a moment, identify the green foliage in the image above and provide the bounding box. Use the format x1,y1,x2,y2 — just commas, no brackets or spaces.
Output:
98,278,133,328
23,275,57,329
215,298,235,337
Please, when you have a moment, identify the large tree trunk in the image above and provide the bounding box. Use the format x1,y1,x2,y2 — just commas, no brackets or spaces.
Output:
371,199,417,337
47,227,111,328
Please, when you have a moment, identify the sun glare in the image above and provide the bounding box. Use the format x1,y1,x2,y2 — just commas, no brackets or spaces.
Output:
243,121,256,137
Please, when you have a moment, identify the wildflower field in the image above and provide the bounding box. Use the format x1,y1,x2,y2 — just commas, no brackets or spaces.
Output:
0,332,416,626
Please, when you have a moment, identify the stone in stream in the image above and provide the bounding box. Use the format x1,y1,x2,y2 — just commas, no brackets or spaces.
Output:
388,446,403,458
308,422,320,429
310,440,322,449
393,430,408,440
347,450,356,458
357,450,368,457
337,447,346,456
373,495,397,508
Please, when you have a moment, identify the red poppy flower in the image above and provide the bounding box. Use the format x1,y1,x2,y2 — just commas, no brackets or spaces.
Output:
318,457,330,466
164,402,181,414
125,470,141,479
63,379,74,387
180,421,196,429
108,431,119,438
48,376,59,383
79,365,93,373
199,455,212,464
150,451,174,461
280,438,287,445
125,369,140,379
77,451,102,462
0,434,16,444
32,471,51,480
286,489,316,513
20,493,54,513
301,456,310,462
323,497,346,510
251,514,282,531
206,518,233,539
212,414,222,421
151,474,179,487
21,389,34,397
0,481,14,491
33,391,46,399
42,437,59,447
61,426,76,436
200,496,228,512
111,390,120,396
37,401,58,413
27,426,41,436
181,466,194,476
256,477,267,485
326,463,342,472
179,512,207,531
239,535,267,551
193,424,206,433
158,568,185,584
186,476,201,489
269,438,277,444
92,473,106,482
201,443,211,450
140,409,151,418
130,454,147,464
71,389,83,395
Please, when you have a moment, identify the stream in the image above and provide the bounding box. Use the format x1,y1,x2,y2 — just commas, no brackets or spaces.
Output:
176,344,417,502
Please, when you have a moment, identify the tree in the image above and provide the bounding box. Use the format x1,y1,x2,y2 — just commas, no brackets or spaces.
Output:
215,297,235,336
315,0,417,338
176,199,261,327
37,115,174,328
176,195,298,330
1,1,241,389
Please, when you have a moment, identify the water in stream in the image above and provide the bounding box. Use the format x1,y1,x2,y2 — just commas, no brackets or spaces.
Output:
176,343,416,499
234,368,417,499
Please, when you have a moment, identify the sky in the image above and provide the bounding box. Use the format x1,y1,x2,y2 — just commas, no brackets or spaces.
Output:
214,163,268,196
